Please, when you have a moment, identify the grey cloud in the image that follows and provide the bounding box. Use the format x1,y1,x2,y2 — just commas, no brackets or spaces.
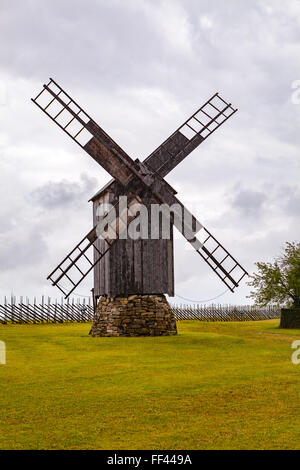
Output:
0,229,48,271
30,173,97,209
210,182,300,236
0,0,186,90
276,185,300,216
231,188,267,216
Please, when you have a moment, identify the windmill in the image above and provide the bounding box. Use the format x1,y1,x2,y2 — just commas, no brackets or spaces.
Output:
32,78,248,337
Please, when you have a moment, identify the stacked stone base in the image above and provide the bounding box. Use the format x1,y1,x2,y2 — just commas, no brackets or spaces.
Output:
90,294,177,337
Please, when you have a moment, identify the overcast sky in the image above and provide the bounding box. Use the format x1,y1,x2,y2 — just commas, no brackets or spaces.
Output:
0,0,299,305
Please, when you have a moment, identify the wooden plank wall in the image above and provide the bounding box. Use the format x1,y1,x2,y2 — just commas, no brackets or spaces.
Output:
93,188,174,297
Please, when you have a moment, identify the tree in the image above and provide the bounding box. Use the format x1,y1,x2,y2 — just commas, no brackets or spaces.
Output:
247,242,300,307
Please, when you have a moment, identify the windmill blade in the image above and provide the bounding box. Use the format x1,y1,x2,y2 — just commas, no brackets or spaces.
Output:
144,93,237,177
150,189,248,292
47,195,142,298
187,223,248,292
32,78,146,189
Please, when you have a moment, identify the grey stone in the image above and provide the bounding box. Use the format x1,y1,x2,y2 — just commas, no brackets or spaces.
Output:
90,294,177,337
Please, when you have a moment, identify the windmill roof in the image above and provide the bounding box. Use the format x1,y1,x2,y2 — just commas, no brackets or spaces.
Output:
89,177,177,202
89,179,115,202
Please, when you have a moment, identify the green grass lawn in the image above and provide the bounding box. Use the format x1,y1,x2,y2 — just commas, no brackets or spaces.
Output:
0,320,299,450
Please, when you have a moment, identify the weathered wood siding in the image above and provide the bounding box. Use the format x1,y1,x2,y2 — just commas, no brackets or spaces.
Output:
93,190,112,295
144,131,204,177
93,185,174,297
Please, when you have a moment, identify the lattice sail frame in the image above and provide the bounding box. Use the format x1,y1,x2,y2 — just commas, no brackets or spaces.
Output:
47,196,142,298
178,93,237,140
32,78,94,148
32,78,248,297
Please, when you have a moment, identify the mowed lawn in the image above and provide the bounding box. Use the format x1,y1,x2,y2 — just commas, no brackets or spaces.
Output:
0,320,299,450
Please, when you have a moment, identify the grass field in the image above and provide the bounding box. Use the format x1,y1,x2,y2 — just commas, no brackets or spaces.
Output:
0,320,299,450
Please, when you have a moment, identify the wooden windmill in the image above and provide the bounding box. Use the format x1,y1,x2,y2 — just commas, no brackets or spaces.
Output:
32,78,248,337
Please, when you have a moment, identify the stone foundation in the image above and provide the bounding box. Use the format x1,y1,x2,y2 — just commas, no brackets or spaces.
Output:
280,308,300,329
90,294,177,337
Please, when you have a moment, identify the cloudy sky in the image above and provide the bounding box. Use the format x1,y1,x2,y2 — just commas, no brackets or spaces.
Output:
0,0,299,305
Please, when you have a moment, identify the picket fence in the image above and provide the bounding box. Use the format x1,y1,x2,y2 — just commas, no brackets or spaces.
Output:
0,296,281,324
171,303,280,321
0,296,94,324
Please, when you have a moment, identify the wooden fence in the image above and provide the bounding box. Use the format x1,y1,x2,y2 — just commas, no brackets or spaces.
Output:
0,296,94,324
171,304,281,321
0,296,281,324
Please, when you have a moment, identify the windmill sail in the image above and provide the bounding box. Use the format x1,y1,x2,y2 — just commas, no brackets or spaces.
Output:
145,93,237,177
148,190,248,292
47,196,141,298
32,79,140,187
